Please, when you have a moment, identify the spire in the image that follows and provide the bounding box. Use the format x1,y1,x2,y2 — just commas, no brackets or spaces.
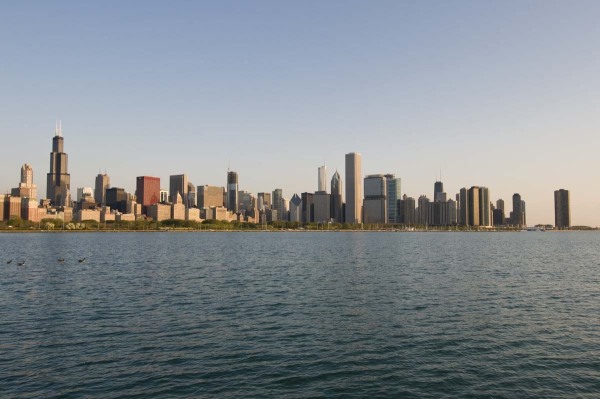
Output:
55,119,62,137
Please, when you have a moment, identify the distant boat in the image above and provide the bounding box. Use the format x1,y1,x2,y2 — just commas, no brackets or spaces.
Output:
58,258,65,263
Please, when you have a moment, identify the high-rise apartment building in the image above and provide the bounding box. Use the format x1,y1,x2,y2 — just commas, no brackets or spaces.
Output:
345,152,362,224
94,173,110,206
467,187,480,227
554,189,570,229
169,174,188,205
511,193,524,227
318,165,327,192
136,176,160,211
386,174,401,224
479,187,491,227
459,188,469,226
46,122,71,206
330,171,343,223
458,186,490,228
227,171,239,212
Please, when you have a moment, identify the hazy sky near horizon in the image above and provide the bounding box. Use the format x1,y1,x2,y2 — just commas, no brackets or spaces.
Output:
1,1,599,226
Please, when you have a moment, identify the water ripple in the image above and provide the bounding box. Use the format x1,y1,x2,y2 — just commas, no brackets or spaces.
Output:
0,232,599,398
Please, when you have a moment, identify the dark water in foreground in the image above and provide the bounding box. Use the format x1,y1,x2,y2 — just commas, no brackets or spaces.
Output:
0,232,598,398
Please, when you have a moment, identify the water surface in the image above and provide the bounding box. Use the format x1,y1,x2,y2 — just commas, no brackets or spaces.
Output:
1,232,598,398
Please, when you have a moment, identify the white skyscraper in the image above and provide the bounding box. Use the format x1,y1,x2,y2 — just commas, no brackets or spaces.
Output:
318,165,327,192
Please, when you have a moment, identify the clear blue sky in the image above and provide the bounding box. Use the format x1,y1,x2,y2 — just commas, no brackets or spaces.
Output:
1,1,599,225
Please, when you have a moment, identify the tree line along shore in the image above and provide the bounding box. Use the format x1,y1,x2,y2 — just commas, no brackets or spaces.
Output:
0,217,595,232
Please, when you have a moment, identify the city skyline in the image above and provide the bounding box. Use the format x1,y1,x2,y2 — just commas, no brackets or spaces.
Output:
0,126,584,227
1,2,599,225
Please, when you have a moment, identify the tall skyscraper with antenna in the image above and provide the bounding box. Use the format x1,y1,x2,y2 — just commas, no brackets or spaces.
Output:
46,121,71,206
227,170,239,212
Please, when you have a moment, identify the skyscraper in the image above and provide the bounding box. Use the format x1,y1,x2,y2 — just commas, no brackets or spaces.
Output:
511,193,523,227
11,163,37,199
554,189,570,229
496,199,505,212
467,186,480,227
169,174,188,205
46,121,71,206
187,183,197,208
318,165,327,192
313,191,331,223
385,174,401,224
434,181,446,202
198,185,225,208
76,187,93,202
397,194,416,226
106,187,128,213
95,173,110,206
301,192,314,223
227,171,239,212
289,194,302,222
459,188,469,226
345,152,362,224
478,187,491,227
272,188,283,221
257,192,271,210
330,170,343,222
136,176,160,211
417,195,430,225
363,174,387,224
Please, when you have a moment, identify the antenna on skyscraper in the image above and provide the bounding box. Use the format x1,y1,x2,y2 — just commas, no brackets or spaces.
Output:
57,120,62,136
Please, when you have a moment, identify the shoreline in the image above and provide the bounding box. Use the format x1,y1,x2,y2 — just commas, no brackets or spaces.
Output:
0,229,590,234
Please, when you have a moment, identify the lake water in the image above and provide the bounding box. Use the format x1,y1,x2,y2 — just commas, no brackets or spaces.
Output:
1,232,598,398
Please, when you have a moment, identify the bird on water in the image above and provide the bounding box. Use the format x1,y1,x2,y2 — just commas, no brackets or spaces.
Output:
17,261,25,266
58,258,65,263
6,259,12,264
78,258,86,263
